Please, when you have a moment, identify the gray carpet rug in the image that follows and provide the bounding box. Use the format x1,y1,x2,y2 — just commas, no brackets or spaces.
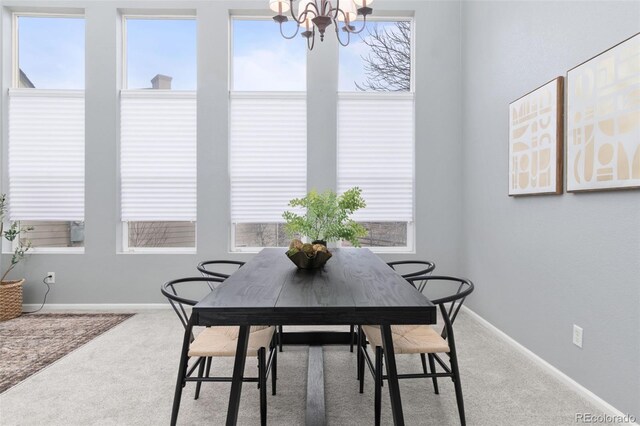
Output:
0,313,134,393
0,310,615,425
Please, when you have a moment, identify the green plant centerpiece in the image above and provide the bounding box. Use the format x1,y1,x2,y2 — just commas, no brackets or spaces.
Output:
0,194,33,321
282,187,367,269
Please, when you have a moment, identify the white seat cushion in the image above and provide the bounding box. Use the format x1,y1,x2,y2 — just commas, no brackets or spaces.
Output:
188,326,275,357
362,324,449,354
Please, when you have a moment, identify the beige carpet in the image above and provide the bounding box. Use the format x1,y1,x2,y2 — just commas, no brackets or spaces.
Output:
0,310,615,425
0,313,134,393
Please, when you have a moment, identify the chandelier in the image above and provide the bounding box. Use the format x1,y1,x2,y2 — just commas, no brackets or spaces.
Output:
269,0,373,50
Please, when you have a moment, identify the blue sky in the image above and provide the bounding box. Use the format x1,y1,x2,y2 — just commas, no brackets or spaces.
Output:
18,17,85,89
126,19,197,90
232,19,306,91
18,16,403,91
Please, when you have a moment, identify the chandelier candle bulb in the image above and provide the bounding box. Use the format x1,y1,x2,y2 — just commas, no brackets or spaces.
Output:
337,0,357,23
353,0,373,7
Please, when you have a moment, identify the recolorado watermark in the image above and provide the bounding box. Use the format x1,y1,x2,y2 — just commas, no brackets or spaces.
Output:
576,413,637,424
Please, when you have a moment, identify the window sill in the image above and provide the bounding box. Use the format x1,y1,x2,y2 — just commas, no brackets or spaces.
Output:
230,247,415,254
366,247,415,254
3,248,85,254
118,248,197,255
230,247,286,254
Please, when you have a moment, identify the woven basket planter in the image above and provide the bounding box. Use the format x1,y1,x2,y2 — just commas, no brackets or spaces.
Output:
0,279,25,321
286,250,332,269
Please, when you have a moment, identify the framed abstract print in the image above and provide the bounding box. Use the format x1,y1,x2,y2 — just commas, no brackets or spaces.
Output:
566,33,640,192
509,77,564,196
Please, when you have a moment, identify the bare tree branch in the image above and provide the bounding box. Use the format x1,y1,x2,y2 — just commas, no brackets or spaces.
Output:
129,222,169,248
355,22,411,92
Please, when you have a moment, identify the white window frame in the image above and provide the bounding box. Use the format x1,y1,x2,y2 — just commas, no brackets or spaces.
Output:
338,17,416,253
229,16,307,253
119,13,197,254
5,12,86,254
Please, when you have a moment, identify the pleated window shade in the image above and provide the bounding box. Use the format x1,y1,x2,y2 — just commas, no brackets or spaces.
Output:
337,93,415,223
229,92,307,224
8,89,85,221
120,91,197,222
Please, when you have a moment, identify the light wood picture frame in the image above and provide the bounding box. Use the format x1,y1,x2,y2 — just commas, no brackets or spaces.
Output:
566,33,640,192
508,77,564,196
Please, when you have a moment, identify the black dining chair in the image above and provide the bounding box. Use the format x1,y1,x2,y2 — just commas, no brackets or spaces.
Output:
357,275,474,426
198,259,286,353
162,277,277,426
388,260,436,284
196,260,246,281
350,260,436,358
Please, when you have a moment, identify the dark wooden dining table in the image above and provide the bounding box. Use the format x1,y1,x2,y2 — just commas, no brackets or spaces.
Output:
190,247,436,425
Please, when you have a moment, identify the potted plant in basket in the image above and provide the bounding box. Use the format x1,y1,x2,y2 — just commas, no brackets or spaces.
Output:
282,187,367,269
0,194,33,321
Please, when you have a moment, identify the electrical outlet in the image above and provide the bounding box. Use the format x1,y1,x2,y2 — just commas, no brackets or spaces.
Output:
573,324,583,348
46,272,55,284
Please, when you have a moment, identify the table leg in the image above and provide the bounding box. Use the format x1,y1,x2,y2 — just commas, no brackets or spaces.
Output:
380,324,405,426
305,346,326,426
226,325,250,426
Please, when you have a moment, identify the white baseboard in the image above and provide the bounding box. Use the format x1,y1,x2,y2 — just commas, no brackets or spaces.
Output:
22,303,170,312
462,306,638,424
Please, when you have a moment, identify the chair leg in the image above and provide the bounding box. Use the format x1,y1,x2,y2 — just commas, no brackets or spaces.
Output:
271,345,278,396
278,325,284,352
428,354,439,395
358,337,365,393
420,353,428,374
205,357,212,379
358,327,365,393
356,326,362,380
350,324,355,352
258,348,267,426
194,357,205,400
450,351,466,426
171,320,193,426
374,346,383,426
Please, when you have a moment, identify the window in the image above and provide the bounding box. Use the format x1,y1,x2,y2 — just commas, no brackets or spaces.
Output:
8,15,85,250
229,19,307,251
120,17,197,251
338,20,414,250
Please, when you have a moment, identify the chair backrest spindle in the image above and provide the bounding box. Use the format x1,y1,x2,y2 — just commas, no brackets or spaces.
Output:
161,277,225,331
406,275,474,342
197,260,246,289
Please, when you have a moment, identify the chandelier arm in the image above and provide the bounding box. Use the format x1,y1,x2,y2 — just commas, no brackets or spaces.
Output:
331,7,349,23
287,0,299,22
344,13,369,34
323,0,338,18
327,3,343,21
307,28,316,50
334,20,351,47
279,21,301,40
289,1,320,25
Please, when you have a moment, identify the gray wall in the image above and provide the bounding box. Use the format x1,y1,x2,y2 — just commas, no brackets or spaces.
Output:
461,1,640,418
0,0,462,302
